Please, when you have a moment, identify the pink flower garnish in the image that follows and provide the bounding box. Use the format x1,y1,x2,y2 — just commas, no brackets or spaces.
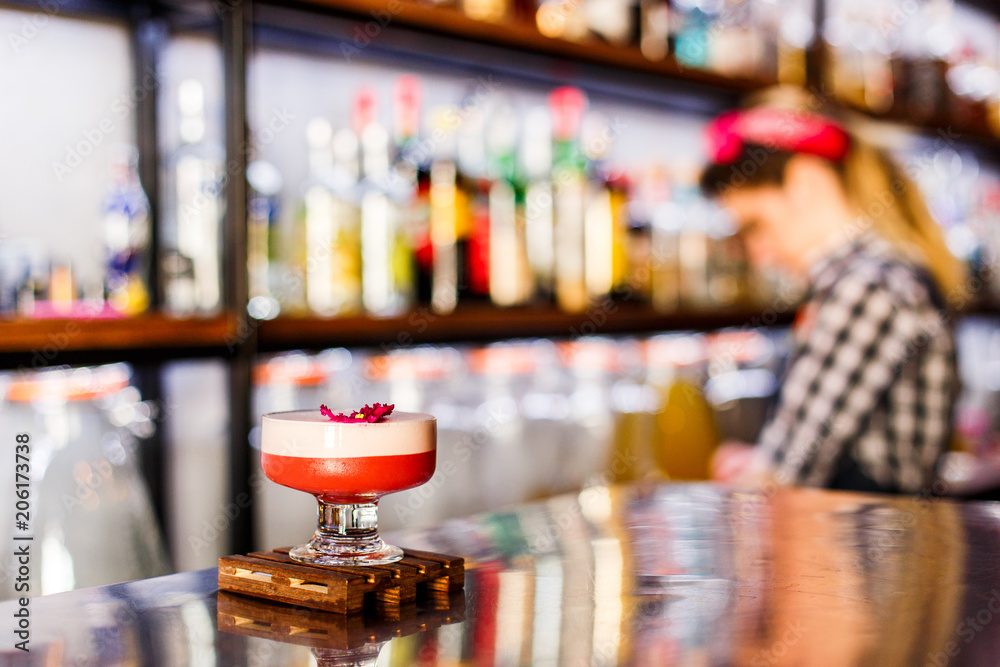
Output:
320,403,394,423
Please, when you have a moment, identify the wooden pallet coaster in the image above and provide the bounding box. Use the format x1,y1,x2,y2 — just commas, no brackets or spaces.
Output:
216,589,466,650
218,548,465,615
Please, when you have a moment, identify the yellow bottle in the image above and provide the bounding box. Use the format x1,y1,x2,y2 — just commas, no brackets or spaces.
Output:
606,410,659,485
651,375,720,481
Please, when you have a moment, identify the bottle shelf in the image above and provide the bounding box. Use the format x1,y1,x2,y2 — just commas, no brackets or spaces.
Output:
2,299,996,360
289,0,779,93
0,313,234,357
839,98,1000,152
256,303,795,350
289,0,1000,152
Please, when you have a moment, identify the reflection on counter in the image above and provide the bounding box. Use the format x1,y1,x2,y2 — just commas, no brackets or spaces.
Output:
217,588,466,665
384,485,981,665
6,484,1000,665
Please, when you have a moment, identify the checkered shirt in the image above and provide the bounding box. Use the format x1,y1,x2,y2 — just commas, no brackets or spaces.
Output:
757,233,959,493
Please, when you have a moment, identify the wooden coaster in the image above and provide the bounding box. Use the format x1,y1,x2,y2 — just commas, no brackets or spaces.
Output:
216,589,466,650
218,548,465,615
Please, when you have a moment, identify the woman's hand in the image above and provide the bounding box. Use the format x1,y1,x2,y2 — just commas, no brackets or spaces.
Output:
712,441,777,488
711,441,757,482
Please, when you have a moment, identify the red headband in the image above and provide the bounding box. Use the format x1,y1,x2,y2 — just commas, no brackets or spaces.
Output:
705,108,851,165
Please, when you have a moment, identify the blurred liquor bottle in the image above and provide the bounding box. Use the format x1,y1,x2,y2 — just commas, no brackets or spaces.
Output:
523,105,557,303
888,0,944,119
623,167,658,304
428,105,465,314
706,0,763,78
102,146,150,316
675,174,713,308
640,0,670,61
393,75,433,309
631,164,676,312
649,189,682,312
462,0,512,22
299,111,364,318
581,111,630,302
584,0,640,46
671,0,712,71
535,0,590,41
486,97,534,306
359,88,414,317
550,86,589,313
291,119,327,315
49,262,75,315
246,159,282,319
299,118,334,314
163,79,224,316
772,0,815,85
457,93,493,305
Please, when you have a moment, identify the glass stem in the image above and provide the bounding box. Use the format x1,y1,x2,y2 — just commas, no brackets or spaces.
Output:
316,500,380,541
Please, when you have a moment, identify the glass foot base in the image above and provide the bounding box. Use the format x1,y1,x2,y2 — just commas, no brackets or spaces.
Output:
290,539,402,566
291,499,403,566
290,533,403,567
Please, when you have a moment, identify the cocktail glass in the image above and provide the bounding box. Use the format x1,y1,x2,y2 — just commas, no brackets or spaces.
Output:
261,410,437,566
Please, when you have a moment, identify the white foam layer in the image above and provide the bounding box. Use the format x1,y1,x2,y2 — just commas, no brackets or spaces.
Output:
261,410,436,458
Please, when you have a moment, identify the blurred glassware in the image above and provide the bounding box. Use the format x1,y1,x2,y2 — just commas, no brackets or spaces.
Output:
0,363,169,599
556,338,621,489
704,329,779,444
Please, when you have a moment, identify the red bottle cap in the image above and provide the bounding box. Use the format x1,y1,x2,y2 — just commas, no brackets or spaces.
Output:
352,87,377,135
549,86,588,141
394,75,422,140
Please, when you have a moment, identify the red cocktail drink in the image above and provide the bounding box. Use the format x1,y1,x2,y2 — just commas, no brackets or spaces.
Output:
261,450,436,503
261,409,437,566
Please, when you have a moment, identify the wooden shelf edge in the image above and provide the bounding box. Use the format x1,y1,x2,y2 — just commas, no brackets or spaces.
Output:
285,0,777,92
4,299,995,358
283,0,1000,146
845,100,1000,151
0,313,236,355
257,304,795,349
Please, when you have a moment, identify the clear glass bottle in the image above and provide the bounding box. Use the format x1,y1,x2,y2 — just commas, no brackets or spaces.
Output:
522,106,556,303
486,97,533,307
163,79,224,317
301,116,365,317
550,86,589,313
429,106,463,315
358,89,412,317
246,159,283,320
581,110,628,301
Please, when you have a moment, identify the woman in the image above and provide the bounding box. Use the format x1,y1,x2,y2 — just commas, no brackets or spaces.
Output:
702,90,963,495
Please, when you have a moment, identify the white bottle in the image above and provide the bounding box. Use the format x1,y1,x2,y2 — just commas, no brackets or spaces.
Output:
166,79,224,316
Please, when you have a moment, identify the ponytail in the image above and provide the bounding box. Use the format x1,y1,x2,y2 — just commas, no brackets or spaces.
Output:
841,140,967,301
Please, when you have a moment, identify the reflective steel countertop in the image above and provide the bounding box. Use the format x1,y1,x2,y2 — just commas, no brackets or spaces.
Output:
4,483,1000,666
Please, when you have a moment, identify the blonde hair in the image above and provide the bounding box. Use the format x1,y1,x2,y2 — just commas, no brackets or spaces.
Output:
745,87,967,300
841,140,966,299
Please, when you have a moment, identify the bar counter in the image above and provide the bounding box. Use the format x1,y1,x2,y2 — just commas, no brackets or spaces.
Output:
4,482,1000,665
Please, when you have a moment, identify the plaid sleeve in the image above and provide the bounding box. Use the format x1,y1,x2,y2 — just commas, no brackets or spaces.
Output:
757,269,918,486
